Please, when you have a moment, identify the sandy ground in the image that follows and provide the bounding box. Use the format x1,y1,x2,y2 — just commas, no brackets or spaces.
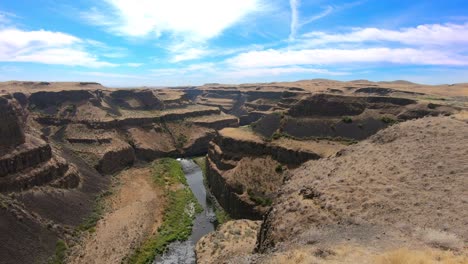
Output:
68,167,165,264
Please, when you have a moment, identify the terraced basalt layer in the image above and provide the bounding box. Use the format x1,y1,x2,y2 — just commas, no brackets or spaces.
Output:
206,127,345,219
254,116,468,261
0,97,25,154
0,80,466,264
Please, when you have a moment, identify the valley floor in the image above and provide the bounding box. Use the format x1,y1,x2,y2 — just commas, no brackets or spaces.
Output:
67,166,165,264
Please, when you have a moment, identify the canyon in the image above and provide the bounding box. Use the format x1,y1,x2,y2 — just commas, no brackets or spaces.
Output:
0,79,466,264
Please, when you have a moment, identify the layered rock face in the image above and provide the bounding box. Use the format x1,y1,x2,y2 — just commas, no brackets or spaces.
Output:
0,97,25,155
0,80,465,264
206,127,345,219
253,117,468,261
0,96,80,193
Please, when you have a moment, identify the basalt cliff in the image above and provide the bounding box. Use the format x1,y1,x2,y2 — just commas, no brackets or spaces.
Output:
0,79,466,264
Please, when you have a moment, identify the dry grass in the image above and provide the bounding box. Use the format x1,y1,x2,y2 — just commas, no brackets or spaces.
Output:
262,117,468,249
273,137,345,157
219,127,263,143
195,220,261,264
375,248,468,264
260,245,468,264
418,229,464,251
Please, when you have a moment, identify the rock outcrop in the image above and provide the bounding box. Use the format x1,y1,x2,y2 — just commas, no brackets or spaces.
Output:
206,127,345,219
0,95,80,193
0,97,25,155
254,116,468,262
195,220,261,264
96,139,136,174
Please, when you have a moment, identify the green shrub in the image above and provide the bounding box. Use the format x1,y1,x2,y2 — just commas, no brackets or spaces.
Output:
275,164,283,173
175,134,188,149
214,208,231,225
380,116,397,124
341,116,353,123
128,158,201,264
48,240,67,264
271,132,282,140
247,189,273,206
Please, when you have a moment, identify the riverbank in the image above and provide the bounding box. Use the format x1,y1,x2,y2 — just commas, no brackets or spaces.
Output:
67,166,166,264
128,158,202,264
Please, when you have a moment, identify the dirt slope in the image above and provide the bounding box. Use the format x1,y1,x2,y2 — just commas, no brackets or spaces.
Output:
67,167,165,264
257,116,467,258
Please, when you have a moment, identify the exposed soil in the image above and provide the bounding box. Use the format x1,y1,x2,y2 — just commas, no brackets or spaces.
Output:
68,166,165,264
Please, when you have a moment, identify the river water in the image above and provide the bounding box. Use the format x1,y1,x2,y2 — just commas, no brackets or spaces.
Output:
153,159,216,264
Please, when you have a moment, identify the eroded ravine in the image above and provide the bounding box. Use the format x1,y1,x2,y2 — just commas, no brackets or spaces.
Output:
154,159,216,264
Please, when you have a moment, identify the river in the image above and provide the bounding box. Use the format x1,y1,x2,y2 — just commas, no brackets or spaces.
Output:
153,159,216,264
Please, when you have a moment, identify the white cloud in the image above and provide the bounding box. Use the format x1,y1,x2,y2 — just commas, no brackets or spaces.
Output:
0,28,79,49
289,3,334,40
300,6,333,27
151,62,345,82
221,66,348,78
151,62,215,76
11,48,115,67
289,0,299,40
82,0,262,41
75,71,149,79
227,48,468,68
300,23,468,47
0,28,115,67
171,47,210,63
0,11,17,26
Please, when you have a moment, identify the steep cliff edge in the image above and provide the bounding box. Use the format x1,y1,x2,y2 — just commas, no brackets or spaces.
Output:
252,116,467,263
0,97,25,155
0,80,466,264
206,127,345,219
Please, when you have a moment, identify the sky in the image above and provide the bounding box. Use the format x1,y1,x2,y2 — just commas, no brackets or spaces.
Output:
0,0,468,87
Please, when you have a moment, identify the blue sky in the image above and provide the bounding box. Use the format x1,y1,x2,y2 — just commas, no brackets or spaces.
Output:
0,0,467,86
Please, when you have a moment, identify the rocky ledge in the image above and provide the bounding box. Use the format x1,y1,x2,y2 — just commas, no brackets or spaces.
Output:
206,127,345,219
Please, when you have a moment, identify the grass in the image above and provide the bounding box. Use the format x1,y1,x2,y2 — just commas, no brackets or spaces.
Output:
214,208,231,225
192,156,231,225
341,116,353,123
278,132,358,145
175,134,188,149
193,156,207,177
247,189,273,206
419,229,463,251
380,116,398,124
48,240,67,264
275,164,284,173
76,189,113,232
127,158,201,264
375,248,468,264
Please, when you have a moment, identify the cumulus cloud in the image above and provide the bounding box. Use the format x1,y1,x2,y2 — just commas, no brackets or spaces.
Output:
227,48,468,68
0,28,115,67
81,0,262,41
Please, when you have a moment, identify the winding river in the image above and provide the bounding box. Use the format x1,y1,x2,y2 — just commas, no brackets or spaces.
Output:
153,159,216,264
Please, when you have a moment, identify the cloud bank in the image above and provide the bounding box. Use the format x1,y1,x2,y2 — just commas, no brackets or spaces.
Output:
82,0,262,41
